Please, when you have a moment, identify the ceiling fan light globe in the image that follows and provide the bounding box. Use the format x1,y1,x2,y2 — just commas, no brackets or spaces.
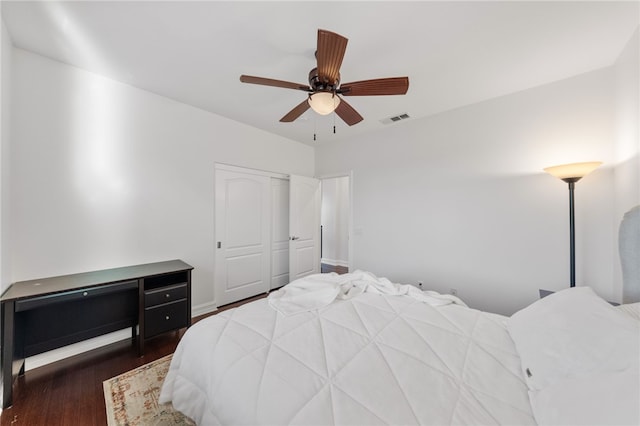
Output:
308,92,340,115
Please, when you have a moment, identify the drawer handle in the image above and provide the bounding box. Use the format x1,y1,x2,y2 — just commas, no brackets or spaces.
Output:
83,291,88,296
165,293,171,298
165,315,170,320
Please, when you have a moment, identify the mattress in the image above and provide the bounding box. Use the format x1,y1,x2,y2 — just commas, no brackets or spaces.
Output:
160,278,535,425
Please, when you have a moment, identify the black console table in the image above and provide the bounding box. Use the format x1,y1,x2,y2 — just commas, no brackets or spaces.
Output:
1,259,193,409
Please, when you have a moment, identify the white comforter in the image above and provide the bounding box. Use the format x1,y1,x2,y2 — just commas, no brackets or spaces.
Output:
160,274,535,425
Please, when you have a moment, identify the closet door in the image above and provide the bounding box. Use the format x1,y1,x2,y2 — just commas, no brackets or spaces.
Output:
271,178,289,289
214,169,270,306
289,175,321,281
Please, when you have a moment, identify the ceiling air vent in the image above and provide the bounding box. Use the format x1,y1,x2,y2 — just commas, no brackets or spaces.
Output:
380,113,411,125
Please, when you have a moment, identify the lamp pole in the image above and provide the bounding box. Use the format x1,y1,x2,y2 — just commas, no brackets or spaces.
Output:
544,161,602,289
567,180,576,287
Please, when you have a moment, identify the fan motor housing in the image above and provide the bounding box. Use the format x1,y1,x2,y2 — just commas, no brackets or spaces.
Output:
308,67,339,92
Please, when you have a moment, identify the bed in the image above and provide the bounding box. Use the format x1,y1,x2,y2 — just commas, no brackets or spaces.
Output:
160,207,640,425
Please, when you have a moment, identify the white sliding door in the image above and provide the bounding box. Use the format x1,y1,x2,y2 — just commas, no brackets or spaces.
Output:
289,175,321,281
214,169,270,306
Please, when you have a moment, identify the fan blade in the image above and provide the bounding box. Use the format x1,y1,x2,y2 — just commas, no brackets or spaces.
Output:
240,75,311,91
316,29,348,85
334,97,363,126
280,99,311,122
339,77,409,96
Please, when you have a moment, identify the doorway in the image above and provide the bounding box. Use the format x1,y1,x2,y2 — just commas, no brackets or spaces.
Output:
320,176,350,274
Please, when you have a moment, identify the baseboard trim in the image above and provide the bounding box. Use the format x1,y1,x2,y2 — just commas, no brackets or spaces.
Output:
192,300,218,317
25,329,133,371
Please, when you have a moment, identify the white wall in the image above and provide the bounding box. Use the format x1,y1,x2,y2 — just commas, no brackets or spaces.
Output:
316,68,616,315
321,176,349,266
1,19,11,295
0,16,12,408
613,27,640,301
11,49,314,314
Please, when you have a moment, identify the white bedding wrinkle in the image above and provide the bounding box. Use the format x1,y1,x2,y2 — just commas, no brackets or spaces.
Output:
268,270,467,316
617,301,640,321
160,274,534,425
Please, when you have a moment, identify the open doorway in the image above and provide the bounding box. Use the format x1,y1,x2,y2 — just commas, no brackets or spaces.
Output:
320,176,350,274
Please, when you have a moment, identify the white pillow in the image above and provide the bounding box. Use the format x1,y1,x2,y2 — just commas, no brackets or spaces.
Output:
508,286,640,390
529,371,640,426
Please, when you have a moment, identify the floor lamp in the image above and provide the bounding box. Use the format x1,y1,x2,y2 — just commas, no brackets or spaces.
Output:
544,161,602,287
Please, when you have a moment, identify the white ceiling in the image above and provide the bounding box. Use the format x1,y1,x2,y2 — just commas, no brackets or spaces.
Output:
2,1,638,146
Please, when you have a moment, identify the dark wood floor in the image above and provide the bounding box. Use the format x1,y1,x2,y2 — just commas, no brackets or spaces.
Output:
0,331,180,425
0,268,347,425
0,296,257,426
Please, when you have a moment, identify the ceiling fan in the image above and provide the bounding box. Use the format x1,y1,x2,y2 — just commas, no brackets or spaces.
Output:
240,29,409,126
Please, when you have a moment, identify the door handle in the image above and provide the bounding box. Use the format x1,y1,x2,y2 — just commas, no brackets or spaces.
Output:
290,236,299,241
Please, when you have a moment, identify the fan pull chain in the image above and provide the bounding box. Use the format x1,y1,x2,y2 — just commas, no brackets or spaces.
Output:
313,115,317,141
333,96,337,134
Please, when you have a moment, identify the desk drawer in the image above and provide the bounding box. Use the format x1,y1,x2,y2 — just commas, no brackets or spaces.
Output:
15,280,138,312
144,300,188,338
144,283,187,308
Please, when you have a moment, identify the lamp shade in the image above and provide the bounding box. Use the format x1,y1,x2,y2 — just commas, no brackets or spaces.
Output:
308,92,340,115
544,161,602,183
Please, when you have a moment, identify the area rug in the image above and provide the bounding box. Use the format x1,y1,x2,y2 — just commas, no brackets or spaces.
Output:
103,354,195,426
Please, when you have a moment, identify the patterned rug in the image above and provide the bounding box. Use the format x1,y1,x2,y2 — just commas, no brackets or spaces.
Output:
103,354,195,426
